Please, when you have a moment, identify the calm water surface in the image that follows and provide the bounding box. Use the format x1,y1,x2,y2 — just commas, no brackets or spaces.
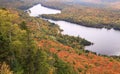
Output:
29,4,61,16
29,4,120,56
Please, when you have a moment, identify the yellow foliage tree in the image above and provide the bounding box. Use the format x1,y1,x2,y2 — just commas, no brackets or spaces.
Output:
0,62,13,74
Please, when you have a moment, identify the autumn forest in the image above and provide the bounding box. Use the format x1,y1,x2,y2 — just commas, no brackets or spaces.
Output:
0,0,120,74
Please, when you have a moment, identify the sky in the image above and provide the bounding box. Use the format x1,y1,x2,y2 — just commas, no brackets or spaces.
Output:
80,0,101,3
45,0,120,4
78,0,120,3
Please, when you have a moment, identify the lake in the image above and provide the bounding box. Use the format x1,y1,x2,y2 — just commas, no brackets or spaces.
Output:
29,4,61,17
28,4,120,56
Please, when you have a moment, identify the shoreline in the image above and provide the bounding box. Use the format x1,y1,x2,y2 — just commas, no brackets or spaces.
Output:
27,3,120,31
37,3,120,31
40,3,62,10
29,3,120,56
41,15,120,31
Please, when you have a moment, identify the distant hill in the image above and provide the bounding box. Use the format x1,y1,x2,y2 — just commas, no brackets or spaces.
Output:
0,0,42,9
1,0,120,74
44,0,120,9
0,0,119,10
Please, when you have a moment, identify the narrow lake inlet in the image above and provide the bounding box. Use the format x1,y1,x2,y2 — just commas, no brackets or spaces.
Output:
28,4,120,56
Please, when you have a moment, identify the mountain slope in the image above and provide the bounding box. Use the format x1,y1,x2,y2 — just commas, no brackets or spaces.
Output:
1,0,120,74
0,5,120,74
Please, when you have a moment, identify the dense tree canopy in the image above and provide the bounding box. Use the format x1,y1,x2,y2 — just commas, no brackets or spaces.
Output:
1,3,120,74
42,6,120,30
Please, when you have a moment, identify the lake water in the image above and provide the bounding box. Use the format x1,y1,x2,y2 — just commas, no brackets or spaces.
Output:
29,4,61,17
28,4,120,56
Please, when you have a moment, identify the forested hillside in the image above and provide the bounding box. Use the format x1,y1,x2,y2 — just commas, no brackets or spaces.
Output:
1,0,120,74
0,8,83,74
38,0,120,30
0,0,43,9
1,6,120,74
42,6,120,30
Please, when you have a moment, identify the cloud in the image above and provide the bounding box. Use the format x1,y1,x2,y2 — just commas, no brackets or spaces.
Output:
79,0,120,4
109,2,120,9
80,0,101,3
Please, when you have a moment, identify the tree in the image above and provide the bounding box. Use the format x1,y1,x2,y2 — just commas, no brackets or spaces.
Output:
0,62,13,74
19,21,28,30
54,55,77,74
34,50,51,74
